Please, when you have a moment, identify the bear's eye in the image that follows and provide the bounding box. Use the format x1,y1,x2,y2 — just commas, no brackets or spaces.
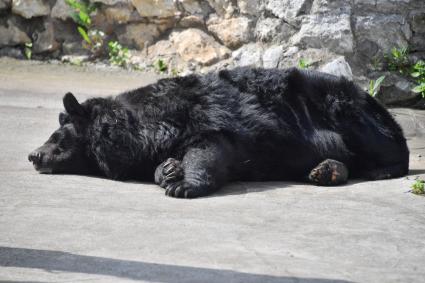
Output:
59,112,69,126
49,132,62,143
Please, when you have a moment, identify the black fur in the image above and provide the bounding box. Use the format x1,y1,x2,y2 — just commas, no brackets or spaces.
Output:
28,67,409,198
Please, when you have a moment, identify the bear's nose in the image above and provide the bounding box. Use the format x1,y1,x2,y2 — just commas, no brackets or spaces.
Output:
28,151,43,165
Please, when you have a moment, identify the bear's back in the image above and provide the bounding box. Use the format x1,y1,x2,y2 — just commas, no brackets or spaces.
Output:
116,67,375,142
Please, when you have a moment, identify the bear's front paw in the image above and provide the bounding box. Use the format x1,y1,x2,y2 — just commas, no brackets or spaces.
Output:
165,181,199,199
154,158,184,188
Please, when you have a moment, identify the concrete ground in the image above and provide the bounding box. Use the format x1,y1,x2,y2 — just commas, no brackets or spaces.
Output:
0,58,424,283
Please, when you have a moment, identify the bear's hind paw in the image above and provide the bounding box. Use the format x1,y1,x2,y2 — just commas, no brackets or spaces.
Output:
308,159,348,186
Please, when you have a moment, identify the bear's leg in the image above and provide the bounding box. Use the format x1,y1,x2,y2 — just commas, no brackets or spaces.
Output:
308,159,349,186
158,137,234,198
154,158,184,188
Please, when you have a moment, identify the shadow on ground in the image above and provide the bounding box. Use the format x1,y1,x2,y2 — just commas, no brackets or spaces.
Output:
46,168,425,198
0,247,352,283
215,168,425,197
408,169,425,175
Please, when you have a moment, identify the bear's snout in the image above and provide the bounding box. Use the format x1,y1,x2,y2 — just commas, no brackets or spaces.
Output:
28,149,53,173
28,150,43,166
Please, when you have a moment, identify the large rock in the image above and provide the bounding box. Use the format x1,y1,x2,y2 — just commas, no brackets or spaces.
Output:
319,56,353,80
354,0,412,14
410,12,425,51
411,12,425,34
0,17,31,47
376,73,418,105
0,0,11,10
33,21,60,54
51,20,87,55
207,16,252,49
279,47,338,69
311,0,351,14
92,0,129,4
238,0,260,15
180,0,204,15
410,36,425,52
262,45,284,68
150,16,177,32
102,3,134,24
232,43,263,67
207,0,235,18
147,39,176,58
62,41,88,55
179,15,205,28
131,0,178,18
0,46,24,58
291,13,354,54
117,23,161,49
255,17,281,42
170,28,230,66
255,17,295,43
265,0,312,23
51,0,74,21
11,0,50,19
355,14,411,54
144,39,186,71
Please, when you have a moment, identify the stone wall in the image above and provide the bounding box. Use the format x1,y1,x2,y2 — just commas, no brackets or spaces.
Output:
1,0,424,105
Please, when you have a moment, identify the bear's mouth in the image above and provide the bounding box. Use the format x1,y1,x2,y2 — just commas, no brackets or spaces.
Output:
34,165,54,174
30,161,54,174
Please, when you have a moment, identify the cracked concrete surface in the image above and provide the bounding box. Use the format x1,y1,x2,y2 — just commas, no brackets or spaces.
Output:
0,58,424,283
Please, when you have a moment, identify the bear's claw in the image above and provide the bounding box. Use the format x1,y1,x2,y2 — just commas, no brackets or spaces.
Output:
155,158,184,188
164,181,197,198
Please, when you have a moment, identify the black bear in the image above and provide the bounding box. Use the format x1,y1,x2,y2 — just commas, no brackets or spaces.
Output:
28,67,409,198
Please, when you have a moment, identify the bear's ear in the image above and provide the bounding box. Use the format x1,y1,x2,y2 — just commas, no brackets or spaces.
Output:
63,92,86,117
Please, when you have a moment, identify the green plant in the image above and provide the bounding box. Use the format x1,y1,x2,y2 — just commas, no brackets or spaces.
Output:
368,75,386,97
65,0,104,56
371,56,382,70
411,60,425,98
171,68,180,77
298,58,312,69
108,41,130,68
84,29,105,55
24,42,32,60
155,59,168,73
65,0,97,28
412,83,425,97
411,179,425,195
385,47,410,74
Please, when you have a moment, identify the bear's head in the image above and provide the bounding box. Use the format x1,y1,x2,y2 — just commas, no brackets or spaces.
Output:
28,92,96,175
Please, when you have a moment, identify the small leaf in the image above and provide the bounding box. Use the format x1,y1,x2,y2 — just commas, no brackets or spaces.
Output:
24,47,32,60
374,75,385,88
412,84,425,93
79,11,90,27
65,0,79,10
77,26,91,44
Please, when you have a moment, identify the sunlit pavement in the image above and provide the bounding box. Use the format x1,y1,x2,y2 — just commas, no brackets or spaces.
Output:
1,58,424,283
